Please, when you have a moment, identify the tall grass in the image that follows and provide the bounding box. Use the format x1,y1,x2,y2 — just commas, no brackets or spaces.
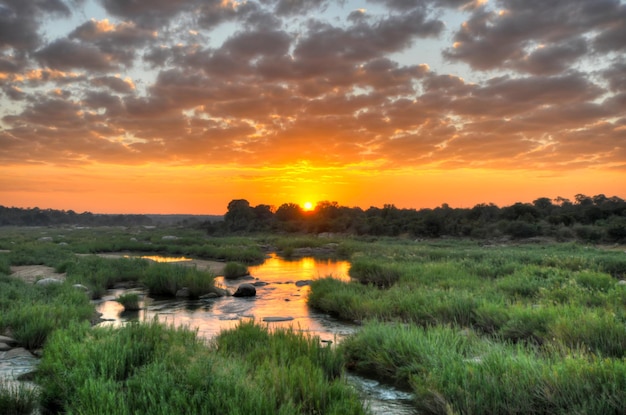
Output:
0,380,39,415
37,320,366,414
341,322,626,415
0,276,94,350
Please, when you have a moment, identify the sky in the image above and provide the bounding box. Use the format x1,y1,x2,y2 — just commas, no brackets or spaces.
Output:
0,0,625,214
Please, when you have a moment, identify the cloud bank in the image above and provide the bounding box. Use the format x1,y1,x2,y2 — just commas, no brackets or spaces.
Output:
1,0,625,174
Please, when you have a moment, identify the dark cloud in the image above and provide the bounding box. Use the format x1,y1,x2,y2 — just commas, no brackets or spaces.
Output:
35,38,120,71
444,0,625,71
98,0,194,28
91,76,134,93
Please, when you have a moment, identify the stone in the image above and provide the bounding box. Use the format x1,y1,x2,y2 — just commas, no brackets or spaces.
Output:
262,316,294,322
200,292,219,299
176,287,190,298
162,235,179,241
0,343,12,351
618,280,626,286
295,280,312,287
233,283,256,297
36,277,63,286
38,237,53,242
253,281,268,287
5,347,33,359
0,335,17,346
73,284,89,292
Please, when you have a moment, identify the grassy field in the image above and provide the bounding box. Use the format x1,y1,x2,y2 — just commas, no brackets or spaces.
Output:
308,238,626,414
1,226,625,414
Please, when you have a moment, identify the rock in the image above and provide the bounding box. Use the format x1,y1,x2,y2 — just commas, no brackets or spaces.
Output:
295,280,312,287
176,287,190,298
200,292,219,299
233,283,256,297
262,316,294,322
0,335,17,346
5,348,33,359
618,280,626,286
73,284,89,292
36,277,63,286
38,237,53,242
253,281,268,287
162,235,179,241
0,343,12,351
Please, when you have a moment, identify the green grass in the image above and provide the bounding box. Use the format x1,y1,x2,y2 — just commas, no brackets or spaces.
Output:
222,261,250,279
0,276,94,350
115,293,141,311
37,320,367,415
0,379,39,415
309,238,626,413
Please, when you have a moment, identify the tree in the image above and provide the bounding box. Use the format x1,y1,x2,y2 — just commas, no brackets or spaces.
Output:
224,199,255,231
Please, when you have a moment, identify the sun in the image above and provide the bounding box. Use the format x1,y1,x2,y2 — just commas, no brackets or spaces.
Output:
303,201,314,211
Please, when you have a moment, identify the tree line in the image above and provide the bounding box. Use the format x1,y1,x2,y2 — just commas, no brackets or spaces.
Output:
0,206,153,227
209,194,626,242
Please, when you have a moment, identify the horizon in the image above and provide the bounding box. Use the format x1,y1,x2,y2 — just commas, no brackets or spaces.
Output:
1,1,625,214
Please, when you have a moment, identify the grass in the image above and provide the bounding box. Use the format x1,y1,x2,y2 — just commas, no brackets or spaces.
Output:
0,379,39,415
115,293,141,311
308,238,626,413
0,275,94,350
340,322,626,415
222,261,250,279
36,320,367,414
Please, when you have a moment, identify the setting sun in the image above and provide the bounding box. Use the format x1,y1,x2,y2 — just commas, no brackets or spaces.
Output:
303,202,314,211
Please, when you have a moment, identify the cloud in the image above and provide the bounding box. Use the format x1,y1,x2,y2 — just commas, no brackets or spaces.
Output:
0,0,624,177
35,39,121,71
443,0,625,71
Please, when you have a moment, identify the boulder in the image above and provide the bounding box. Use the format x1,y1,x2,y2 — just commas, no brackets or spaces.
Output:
233,283,256,297
0,343,12,351
618,280,626,286
36,277,63,286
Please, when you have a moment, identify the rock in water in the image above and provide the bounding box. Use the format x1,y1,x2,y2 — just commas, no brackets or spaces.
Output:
233,283,256,297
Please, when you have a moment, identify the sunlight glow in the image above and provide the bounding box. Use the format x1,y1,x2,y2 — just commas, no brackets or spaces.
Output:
303,201,314,211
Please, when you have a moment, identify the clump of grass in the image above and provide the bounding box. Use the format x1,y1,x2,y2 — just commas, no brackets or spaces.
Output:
115,293,141,311
222,262,249,279
142,263,215,298
0,380,39,415
349,260,401,288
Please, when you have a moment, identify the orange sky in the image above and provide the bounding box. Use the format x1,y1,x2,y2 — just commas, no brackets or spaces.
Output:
1,1,625,214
